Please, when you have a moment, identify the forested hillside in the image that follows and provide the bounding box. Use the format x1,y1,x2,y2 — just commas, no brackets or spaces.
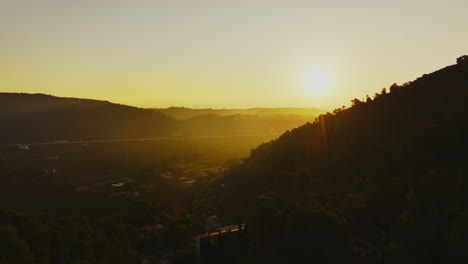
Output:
0,207,137,264
0,93,106,114
0,93,176,144
0,94,319,145
218,56,468,263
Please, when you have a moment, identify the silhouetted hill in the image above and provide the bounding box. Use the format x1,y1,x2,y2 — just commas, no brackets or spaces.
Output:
154,107,325,119
0,93,107,114
219,56,468,263
0,94,317,144
179,114,316,137
154,107,325,138
0,93,176,144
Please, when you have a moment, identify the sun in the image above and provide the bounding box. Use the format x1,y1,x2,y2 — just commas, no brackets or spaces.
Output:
306,69,331,96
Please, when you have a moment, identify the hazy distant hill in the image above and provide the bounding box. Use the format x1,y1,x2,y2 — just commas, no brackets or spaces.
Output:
0,94,320,144
155,107,325,137
0,93,177,144
219,56,468,263
180,114,315,137
154,107,325,119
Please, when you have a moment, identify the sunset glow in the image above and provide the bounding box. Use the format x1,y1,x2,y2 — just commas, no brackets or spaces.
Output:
305,70,331,97
1,1,467,109
1,1,468,262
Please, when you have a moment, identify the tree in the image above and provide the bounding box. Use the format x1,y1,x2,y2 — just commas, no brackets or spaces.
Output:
389,83,400,93
444,209,468,263
253,204,284,263
456,55,468,65
351,98,362,106
385,191,438,263
284,202,348,263
0,225,34,264
343,193,369,229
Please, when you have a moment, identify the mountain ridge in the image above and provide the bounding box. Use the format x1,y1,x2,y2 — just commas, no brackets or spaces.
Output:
154,106,326,120
0,93,321,145
216,56,468,263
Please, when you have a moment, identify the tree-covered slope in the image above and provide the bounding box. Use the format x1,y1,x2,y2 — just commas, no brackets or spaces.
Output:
0,93,105,114
219,56,468,263
0,94,177,144
0,93,318,144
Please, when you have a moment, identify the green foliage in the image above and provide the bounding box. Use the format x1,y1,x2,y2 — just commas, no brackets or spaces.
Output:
456,55,468,65
252,202,348,263
0,208,138,264
284,202,348,263
220,58,468,262
343,193,369,229
252,204,284,262
0,224,34,264
445,209,468,262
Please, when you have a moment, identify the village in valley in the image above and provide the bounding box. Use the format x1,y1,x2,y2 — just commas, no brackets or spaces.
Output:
0,136,263,263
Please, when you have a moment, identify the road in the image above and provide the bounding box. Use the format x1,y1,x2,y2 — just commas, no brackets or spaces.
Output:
0,134,264,147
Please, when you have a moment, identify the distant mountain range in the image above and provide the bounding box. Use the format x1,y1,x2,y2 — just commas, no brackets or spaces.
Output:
154,107,325,120
0,93,324,145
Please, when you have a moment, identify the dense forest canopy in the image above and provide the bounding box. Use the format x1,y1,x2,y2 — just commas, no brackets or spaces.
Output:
216,56,468,263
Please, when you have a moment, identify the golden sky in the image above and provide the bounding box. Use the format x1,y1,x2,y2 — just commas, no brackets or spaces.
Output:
1,0,467,109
